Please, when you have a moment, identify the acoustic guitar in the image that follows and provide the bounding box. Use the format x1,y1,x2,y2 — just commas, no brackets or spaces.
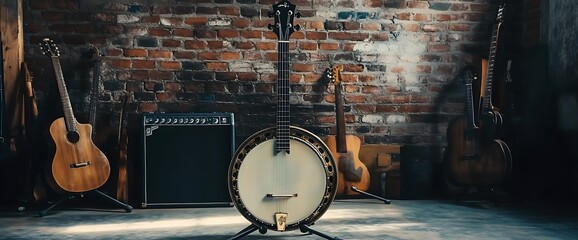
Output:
228,0,337,233
324,64,370,196
41,38,110,193
445,71,511,186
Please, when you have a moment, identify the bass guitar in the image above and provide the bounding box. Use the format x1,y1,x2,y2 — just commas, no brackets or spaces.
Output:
324,64,370,196
445,71,511,186
228,0,337,233
41,38,111,193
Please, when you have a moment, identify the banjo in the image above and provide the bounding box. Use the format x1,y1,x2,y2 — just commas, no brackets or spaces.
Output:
228,0,337,233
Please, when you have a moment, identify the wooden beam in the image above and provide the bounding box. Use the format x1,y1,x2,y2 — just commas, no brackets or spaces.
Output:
1,0,24,138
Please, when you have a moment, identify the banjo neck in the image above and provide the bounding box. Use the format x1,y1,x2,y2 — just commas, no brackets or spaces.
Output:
276,40,290,154
271,0,299,154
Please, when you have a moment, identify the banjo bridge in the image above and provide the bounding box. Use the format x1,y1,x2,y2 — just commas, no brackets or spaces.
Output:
266,193,298,198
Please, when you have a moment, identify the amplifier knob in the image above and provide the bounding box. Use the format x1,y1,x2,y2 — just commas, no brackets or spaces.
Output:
166,118,172,124
178,118,184,124
160,118,166,124
200,118,207,124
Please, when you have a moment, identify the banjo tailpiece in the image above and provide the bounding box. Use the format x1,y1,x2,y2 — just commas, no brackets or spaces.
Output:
275,212,288,231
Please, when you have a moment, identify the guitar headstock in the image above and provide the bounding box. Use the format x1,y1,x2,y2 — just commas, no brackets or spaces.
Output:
328,64,344,86
40,38,59,57
496,3,505,23
268,0,301,41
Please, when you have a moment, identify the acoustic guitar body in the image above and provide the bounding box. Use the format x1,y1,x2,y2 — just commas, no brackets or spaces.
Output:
47,118,111,193
325,135,370,195
445,116,511,186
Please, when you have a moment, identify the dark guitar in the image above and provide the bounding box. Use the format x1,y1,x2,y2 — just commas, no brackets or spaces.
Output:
324,64,370,196
477,4,506,139
41,38,111,193
445,71,511,186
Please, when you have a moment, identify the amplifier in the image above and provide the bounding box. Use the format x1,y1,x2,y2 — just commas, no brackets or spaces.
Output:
140,112,234,207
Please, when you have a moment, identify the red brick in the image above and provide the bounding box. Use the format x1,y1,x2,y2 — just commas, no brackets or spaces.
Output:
414,13,431,22
207,62,228,71
173,29,194,37
162,39,182,48
307,21,325,30
106,48,123,57
390,66,405,74
219,6,240,16
408,1,429,9
449,23,471,31
293,63,314,72
317,115,336,124
345,95,366,103
174,51,196,59
156,92,175,102
207,41,225,49
184,82,205,93
354,104,376,113
232,18,251,28
142,16,161,24
133,60,156,69
235,42,255,50
218,29,239,38
184,40,207,50
402,23,420,32
362,85,380,94
124,49,148,57
299,42,317,51
376,105,396,112
198,52,218,60
362,23,381,31
220,52,241,60
306,32,327,40
139,103,158,112
149,28,171,37
241,30,261,39
110,59,131,68
428,44,450,52
149,50,172,58
184,17,208,26
319,42,339,51
255,42,276,50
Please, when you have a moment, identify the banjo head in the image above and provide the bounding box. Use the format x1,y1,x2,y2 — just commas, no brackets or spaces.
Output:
228,126,337,231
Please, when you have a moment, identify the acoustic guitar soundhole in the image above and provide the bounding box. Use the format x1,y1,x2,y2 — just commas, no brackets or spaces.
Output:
66,131,80,143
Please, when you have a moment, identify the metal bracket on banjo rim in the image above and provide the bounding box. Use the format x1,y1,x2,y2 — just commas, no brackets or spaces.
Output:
228,223,341,240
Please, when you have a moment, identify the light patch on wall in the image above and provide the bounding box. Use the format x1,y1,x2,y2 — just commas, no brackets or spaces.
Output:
208,18,232,27
117,15,139,24
387,115,407,124
316,10,337,19
362,114,383,124
228,62,252,72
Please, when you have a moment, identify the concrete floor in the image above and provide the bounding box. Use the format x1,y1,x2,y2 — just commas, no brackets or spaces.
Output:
1,198,578,240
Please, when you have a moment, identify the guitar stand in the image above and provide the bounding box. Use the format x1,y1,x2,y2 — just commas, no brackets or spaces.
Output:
351,186,392,204
228,223,341,240
39,189,133,217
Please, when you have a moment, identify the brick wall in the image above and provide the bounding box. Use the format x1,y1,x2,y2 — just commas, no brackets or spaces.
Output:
23,0,500,146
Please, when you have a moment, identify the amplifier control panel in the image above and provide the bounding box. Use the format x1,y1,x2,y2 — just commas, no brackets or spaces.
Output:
143,113,233,126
